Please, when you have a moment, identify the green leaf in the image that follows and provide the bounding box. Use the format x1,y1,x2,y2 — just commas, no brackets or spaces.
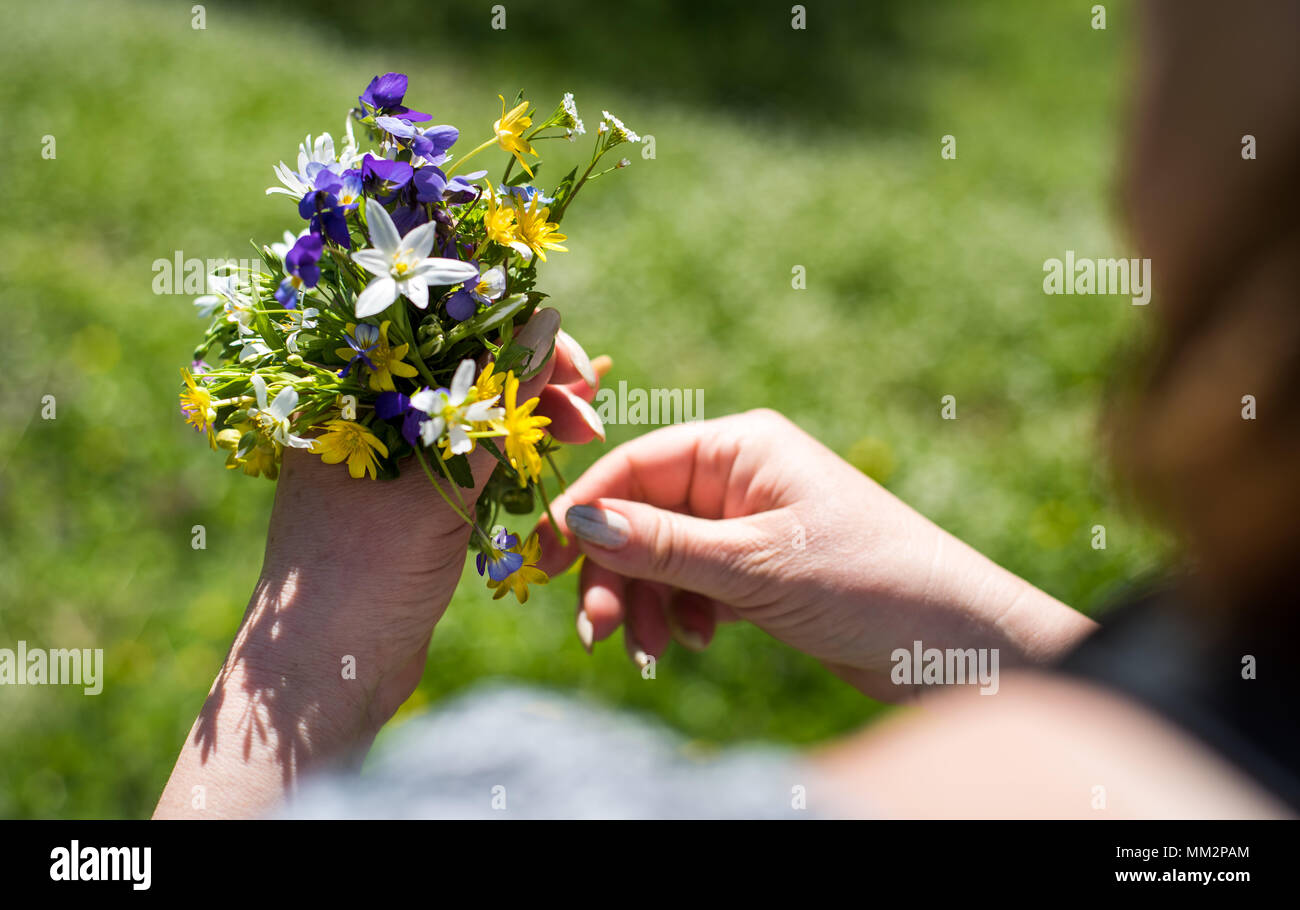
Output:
445,452,475,489
443,292,531,346
479,437,514,471
549,166,579,215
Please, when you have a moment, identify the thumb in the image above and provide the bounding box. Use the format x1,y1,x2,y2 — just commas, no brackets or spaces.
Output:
563,499,775,606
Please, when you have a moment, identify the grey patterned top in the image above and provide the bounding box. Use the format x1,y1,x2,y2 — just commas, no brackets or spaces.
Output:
281,682,831,819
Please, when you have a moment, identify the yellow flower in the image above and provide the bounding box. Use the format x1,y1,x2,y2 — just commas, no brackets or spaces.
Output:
471,361,506,404
311,419,389,480
179,368,217,446
217,422,280,480
490,371,551,486
512,194,568,263
486,532,549,603
483,180,519,247
334,320,419,392
494,95,537,178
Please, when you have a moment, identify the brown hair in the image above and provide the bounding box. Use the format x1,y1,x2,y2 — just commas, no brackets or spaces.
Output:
1110,0,1300,613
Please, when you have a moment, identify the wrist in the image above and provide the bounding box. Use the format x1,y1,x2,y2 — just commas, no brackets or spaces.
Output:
991,582,1097,664
233,570,400,744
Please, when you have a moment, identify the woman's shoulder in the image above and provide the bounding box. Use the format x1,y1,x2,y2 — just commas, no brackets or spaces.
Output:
820,583,1298,818
814,669,1292,818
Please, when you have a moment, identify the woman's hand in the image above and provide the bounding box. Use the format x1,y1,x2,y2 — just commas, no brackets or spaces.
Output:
535,409,1096,700
155,309,605,818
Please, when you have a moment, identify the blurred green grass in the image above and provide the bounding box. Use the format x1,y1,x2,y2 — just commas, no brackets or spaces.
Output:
0,0,1169,818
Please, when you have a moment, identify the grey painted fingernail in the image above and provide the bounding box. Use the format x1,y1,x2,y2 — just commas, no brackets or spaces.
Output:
566,504,629,549
515,308,561,377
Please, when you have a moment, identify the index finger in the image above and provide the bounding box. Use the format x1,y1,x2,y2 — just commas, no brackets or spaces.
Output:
532,415,744,577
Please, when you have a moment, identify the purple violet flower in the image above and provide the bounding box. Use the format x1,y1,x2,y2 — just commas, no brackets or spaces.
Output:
298,188,355,249
274,232,324,308
361,153,414,202
359,72,431,122
338,323,380,379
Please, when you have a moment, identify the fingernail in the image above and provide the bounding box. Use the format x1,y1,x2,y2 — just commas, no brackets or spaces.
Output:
591,354,614,380
556,329,597,389
625,630,651,671
515,308,561,376
576,608,594,653
557,386,606,441
566,505,629,549
666,611,706,652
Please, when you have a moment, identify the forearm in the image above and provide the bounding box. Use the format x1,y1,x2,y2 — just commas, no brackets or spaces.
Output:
899,522,1099,684
153,654,377,818
821,493,1098,700
154,576,390,819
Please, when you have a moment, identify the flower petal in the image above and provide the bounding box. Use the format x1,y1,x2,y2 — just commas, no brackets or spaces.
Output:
364,197,401,254
413,257,479,286
409,388,438,413
351,248,392,278
270,387,299,421
401,276,429,309
447,424,472,455
355,276,398,318
401,221,437,260
450,358,476,402
250,374,269,411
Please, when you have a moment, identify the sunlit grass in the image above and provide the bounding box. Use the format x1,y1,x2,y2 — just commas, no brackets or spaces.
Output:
0,0,1165,818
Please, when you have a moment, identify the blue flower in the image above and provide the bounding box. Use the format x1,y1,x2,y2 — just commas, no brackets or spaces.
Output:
386,164,479,233
314,167,363,207
476,526,524,582
445,264,506,322
443,170,486,205
503,184,555,206
361,153,414,202
297,187,356,248
338,323,379,379
274,232,324,308
359,72,430,122
374,390,427,446
375,117,459,166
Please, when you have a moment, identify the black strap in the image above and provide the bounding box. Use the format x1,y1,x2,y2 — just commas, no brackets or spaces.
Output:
1056,583,1300,813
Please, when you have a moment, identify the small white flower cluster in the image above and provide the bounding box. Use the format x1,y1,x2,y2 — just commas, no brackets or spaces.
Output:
599,110,640,145
561,92,585,141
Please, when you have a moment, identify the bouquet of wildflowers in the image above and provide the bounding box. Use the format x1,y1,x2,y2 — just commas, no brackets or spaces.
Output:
179,72,640,601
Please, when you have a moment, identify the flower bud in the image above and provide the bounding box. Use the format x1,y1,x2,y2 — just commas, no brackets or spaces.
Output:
418,330,445,358
501,486,534,514
215,428,242,451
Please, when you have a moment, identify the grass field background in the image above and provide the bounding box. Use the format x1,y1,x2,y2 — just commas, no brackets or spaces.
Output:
0,0,1170,817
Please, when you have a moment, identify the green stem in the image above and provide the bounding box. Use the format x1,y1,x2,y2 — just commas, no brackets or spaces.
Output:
432,448,473,515
389,300,437,386
545,449,568,492
534,475,568,548
447,137,498,176
414,446,474,527
552,146,604,224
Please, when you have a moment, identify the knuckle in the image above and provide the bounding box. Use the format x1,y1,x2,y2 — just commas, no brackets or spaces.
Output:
645,511,688,582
